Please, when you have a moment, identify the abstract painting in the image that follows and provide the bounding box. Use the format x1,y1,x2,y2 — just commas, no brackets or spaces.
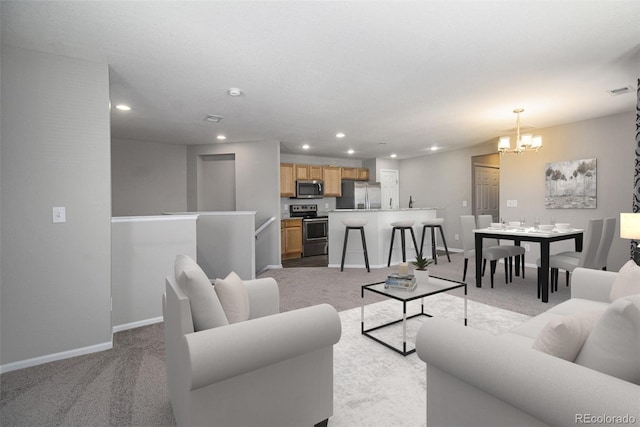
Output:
545,158,597,209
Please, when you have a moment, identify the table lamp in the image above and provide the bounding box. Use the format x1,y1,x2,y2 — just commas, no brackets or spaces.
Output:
620,213,640,265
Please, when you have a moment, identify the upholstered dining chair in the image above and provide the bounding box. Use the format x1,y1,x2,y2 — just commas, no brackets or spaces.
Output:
552,217,616,272
477,214,526,281
536,218,604,293
460,215,511,288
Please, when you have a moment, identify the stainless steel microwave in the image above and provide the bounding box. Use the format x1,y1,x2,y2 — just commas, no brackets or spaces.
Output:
295,180,324,199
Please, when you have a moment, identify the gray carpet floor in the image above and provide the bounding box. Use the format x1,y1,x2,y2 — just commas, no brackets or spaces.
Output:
263,252,570,317
0,253,569,426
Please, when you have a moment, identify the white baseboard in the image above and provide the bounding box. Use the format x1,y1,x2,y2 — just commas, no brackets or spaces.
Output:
0,317,167,374
112,316,164,333
257,264,282,275
0,340,113,374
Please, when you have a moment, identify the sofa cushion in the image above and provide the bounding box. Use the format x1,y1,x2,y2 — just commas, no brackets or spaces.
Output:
531,310,603,361
547,298,610,316
575,294,640,384
609,260,640,302
214,271,250,324
174,254,229,331
509,312,564,339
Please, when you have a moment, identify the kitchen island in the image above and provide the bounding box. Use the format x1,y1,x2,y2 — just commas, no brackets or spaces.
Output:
328,208,437,269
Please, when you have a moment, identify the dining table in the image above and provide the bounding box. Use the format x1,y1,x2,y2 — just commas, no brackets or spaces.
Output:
473,226,584,302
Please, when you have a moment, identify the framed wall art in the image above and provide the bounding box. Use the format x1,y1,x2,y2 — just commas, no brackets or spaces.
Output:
545,158,597,209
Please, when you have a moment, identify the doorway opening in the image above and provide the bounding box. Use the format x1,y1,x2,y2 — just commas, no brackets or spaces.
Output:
197,154,236,211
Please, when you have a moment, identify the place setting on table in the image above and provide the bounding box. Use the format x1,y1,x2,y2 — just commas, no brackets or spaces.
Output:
473,219,584,303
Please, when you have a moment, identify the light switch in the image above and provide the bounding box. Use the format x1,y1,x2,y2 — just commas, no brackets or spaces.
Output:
506,200,518,208
53,206,66,223
462,200,467,207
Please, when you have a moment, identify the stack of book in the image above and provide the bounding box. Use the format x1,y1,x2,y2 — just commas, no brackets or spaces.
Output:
384,274,417,291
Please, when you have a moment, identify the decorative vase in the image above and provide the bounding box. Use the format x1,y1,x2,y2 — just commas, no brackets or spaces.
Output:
413,269,429,285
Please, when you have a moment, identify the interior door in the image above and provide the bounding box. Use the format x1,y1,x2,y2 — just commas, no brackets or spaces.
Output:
380,169,399,210
474,165,500,221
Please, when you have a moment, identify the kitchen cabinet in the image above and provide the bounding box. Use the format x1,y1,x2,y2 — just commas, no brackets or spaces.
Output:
280,163,295,197
296,164,323,180
341,167,369,181
341,167,357,180
357,168,369,181
281,218,302,260
322,166,342,197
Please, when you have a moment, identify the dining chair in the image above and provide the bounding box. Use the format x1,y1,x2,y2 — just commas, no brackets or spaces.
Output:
477,214,526,280
551,217,616,272
536,218,603,294
460,215,511,288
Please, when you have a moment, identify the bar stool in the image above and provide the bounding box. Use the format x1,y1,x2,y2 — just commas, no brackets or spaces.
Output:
341,218,370,272
387,220,419,266
419,218,451,264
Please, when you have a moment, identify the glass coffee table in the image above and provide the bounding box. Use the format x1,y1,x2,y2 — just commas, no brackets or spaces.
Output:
361,276,467,356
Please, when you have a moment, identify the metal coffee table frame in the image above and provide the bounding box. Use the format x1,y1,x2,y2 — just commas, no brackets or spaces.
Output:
361,276,467,356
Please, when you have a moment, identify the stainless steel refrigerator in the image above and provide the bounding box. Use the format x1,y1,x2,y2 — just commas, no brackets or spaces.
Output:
336,181,382,209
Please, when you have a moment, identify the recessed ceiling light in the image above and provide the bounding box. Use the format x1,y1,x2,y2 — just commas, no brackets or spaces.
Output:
115,104,131,111
336,132,345,138
430,146,439,151
216,135,226,140
347,149,355,154
228,88,243,97
302,144,310,150
390,153,397,158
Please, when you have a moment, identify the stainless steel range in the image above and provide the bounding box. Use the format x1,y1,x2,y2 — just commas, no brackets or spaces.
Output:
289,204,328,257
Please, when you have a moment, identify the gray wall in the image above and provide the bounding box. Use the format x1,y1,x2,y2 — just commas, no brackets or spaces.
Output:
111,138,187,216
499,112,635,271
399,111,635,271
1,46,112,367
187,140,281,272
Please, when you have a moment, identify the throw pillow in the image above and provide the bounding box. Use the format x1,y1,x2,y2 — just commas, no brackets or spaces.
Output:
174,254,229,331
575,295,640,384
609,260,640,302
532,311,604,361
214,271,250,324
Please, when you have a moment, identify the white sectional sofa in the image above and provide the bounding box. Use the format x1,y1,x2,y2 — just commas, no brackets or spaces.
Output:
416,266,640,427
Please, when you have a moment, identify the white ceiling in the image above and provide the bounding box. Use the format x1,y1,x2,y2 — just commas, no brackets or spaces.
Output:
2,1,638,160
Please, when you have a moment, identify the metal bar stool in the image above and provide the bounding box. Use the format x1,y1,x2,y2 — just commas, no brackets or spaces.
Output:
341,218,370,272
419,218,451,264
387,220,419,266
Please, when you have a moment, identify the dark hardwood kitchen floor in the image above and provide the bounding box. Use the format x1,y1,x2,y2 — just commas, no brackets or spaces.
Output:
282,254,328,268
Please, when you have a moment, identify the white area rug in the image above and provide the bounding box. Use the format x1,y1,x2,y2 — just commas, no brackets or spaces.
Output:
331,293,530,426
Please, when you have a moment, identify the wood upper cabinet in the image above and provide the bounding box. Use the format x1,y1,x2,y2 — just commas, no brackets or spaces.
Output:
357,168,369,181
280,163,295,197
295,164,323,180
281,162,367,198
322,166,342,197
341,167,357,180
281,219,302,259
342,167,369,181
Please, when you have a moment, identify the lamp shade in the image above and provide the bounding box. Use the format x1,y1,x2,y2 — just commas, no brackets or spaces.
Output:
531,135,542,148
620,213,640,239
498,137,510,150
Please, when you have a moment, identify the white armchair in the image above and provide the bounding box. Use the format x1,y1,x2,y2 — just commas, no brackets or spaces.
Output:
163,264,341,427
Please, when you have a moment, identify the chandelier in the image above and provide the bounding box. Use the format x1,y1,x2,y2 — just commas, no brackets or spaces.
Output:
498,108,542,155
